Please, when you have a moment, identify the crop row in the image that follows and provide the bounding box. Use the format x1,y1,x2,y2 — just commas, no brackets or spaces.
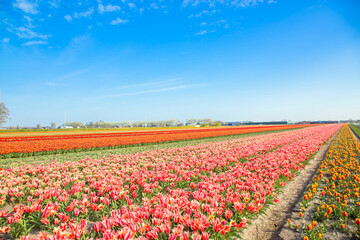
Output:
0,124,340,239
0,126,305,142
287,124,360,239
0,129,303,170
0,125,312,158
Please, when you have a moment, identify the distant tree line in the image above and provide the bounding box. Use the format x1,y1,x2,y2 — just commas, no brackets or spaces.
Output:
61,118,222,128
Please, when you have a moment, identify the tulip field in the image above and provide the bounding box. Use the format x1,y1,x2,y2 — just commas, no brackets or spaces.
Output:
0,124,345,240
0,125,312,159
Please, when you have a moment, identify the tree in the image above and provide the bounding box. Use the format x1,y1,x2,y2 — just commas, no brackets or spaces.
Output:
86,122,95,128
148,121,157,127
36,124,41,129
211,121,223,127
0,103,10,126
203,118,212,125
51,122,56,128
166,119,176,127
65,122,84,128
159,120,167,127
118,121,131,127
132,121,145,127
175,120,183,126
186,119,197,125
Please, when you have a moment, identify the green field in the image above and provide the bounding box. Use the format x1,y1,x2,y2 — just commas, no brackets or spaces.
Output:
349,124,360,138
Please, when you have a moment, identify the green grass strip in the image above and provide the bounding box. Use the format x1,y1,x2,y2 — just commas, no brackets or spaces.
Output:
349,124,360,139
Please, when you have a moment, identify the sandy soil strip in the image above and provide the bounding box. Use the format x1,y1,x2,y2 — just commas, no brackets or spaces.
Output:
240,129,340,240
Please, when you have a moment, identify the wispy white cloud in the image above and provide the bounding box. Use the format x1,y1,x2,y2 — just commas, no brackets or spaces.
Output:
189,10,208,18
118,79,184,89
111,18,128,25
44,68,90,86
68,34,91,49
149,3,159,9
24,16,35,28
48,0,61,8
203,19,227,27
213,19,227,25
98,4,121,14
182,0,195,7
128,3,136,9
194,29,216,35
2,38,10,43
4,16,51,44
13,0,38,14
192,18,228,35
98,4,105,14
56,68,90,81
231,0,268,7
64,15,72,22
8,26,50,40
194,30,207,35
95,81,202,100
183,0,273,8
23,40,48,46
74,7,94,18
188,9,219,18
56,35,92,65
111,85,189,97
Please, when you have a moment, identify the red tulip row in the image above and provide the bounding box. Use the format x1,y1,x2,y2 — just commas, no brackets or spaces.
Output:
0,125,313,142
0,125,314,158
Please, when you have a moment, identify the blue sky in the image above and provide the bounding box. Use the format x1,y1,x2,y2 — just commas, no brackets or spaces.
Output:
0,0,359,127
